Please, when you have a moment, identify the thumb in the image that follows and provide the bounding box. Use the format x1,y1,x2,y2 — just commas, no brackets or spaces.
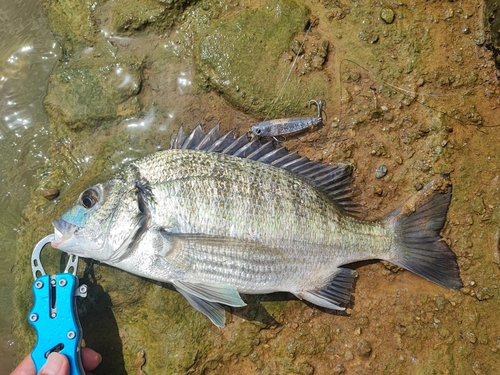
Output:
38,353,69,375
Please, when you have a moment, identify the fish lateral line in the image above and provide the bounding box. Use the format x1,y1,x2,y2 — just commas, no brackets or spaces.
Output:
249,99,326,140
339,58,499,128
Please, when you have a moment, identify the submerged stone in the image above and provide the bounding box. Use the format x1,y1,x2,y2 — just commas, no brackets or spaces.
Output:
44,60,143,130
42,0,98,52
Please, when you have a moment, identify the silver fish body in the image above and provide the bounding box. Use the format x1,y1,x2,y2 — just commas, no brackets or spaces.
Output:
52,124,462,326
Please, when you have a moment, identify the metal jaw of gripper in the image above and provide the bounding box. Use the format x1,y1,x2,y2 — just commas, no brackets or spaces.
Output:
29,234,87,375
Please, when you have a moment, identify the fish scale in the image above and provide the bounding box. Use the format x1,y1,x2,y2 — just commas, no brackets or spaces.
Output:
51,124,462,327
145,151,364,252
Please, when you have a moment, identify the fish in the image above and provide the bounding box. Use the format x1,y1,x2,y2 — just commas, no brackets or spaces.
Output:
249,99,325,138
51,124,462,327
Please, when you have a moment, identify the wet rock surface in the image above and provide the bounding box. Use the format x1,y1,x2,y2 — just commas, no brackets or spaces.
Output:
13,0,500,374
110,0,194,32
485,0,500,68
195,0,329,118
42,0,97,52
44,60,143,130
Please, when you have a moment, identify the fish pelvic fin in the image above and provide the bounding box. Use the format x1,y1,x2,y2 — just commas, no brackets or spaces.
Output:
172,280,246,327
385,175,463,290
172,280,246,307
174,286,227,327
294,268,358,310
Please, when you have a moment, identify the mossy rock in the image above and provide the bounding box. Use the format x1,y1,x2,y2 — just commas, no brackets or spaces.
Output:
485,0,500,68
44,60,143,130
195,0,330,119
111,0,195,32
42,0,99,52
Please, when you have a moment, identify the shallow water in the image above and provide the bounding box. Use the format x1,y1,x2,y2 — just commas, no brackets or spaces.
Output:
0,0,60,371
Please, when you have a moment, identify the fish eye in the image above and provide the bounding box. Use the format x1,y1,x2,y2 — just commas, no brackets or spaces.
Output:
255,128,262,135
80,188,99,209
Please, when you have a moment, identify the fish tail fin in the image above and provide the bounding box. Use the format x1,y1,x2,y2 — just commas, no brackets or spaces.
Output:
385,175,462,289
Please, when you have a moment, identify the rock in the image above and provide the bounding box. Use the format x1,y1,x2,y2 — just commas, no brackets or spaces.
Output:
485,0,500,69
375,165,388,179
357,339,372,357
44,60,142,130
111,0,192,32
380,8,395,24
333,364,346,375
195,0,329,118
290,39,304,55
42,0,97,51
40,188,60,200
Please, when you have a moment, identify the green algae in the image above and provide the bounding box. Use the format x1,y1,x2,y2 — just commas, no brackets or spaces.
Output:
44,60,143,130
485,0,500,67
42,0,98,53
111,0,193,32
195,0,329,119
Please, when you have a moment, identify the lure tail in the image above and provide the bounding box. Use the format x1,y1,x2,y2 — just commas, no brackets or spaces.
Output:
384,175,462,289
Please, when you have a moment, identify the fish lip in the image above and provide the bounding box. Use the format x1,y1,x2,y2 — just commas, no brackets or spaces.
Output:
51,219,78,248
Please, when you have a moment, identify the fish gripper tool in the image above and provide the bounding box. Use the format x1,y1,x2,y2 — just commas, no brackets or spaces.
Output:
29,234,87,375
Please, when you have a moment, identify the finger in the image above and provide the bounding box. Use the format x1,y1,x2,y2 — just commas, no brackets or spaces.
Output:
38,352,69,375
81,348,102,371
10,354,36,375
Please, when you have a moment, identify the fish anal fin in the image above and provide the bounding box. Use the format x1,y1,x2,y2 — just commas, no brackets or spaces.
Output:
295,268,358,310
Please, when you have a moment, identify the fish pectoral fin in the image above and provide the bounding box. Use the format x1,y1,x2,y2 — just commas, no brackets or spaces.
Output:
172,280,246,308
174,286,227,328
295,268,358,310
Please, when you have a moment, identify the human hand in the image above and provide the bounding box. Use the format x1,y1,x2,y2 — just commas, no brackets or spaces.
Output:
11,347,101,375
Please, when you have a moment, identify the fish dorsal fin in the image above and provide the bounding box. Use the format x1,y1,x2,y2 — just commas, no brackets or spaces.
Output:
170,125,361,216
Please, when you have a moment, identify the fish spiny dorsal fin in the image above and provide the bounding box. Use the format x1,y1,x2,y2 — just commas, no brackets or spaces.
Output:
194,122,222,150
170,125,362,216
170,125,186,149
181,124,205,149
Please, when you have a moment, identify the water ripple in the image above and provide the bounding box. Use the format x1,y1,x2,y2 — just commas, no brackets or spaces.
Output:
0,0,60,371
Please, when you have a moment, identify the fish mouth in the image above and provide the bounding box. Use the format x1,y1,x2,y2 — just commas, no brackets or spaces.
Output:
51,219,78,249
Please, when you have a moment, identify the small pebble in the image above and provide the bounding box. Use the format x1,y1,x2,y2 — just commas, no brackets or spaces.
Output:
380,8,395,24
414,182,423,191
375,165,388,179
465,332,477,344
290,39,303,55
41,188,60,200
344,350,354,361
373,185,385,196
333,364,346,375
357,339,372,357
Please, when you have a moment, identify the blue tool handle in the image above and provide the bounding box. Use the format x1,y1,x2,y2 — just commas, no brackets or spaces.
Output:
29,274,84,375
